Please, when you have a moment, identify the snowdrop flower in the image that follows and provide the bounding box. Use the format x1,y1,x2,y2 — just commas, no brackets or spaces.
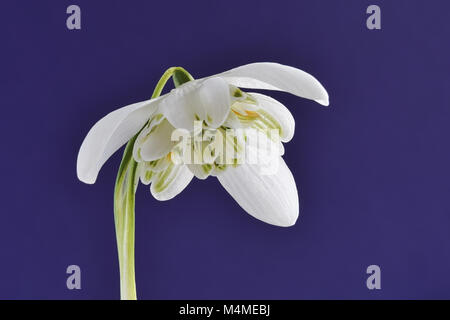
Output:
77,63,328,299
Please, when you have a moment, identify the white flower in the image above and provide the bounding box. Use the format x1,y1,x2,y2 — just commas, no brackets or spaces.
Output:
77,62,328,227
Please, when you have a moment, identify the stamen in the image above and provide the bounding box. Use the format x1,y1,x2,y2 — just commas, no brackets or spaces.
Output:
231,109,244,116
232,108,260,120
245,110,259,118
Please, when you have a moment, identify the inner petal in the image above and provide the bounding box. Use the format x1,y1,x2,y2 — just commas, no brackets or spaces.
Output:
133,117,176,162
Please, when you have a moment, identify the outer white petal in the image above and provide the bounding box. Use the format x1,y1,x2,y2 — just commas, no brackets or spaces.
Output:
216,62,329,106
217,157,299,227
77,99,158,184
159,80,202,131
243,128,281,167
250,92,295,142
150,164,194,201
198,77,231,128
160,77,231,131
278,142,285,156
135,119,176,162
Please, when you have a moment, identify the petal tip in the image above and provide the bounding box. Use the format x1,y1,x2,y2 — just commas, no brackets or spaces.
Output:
316,98,329,107
152,194,172,201
76,167,96,184
279,215,298,227
76,152,97,184
272,208,299,227
315,83,329,106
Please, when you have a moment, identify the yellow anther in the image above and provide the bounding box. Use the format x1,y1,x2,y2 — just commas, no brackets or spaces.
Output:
232,109,244,116
232,109,259,119
245,110,259,118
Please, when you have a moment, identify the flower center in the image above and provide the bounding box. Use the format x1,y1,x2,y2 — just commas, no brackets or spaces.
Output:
135,87,283,182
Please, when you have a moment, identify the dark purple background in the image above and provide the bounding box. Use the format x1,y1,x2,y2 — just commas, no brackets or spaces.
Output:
2,0,449,299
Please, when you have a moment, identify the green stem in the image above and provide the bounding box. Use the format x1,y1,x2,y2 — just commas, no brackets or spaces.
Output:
113,66,193,300
152,67,194,98
114,136,138,300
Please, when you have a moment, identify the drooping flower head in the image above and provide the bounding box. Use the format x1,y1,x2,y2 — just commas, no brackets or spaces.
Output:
77,62,328,300
78,63,328,226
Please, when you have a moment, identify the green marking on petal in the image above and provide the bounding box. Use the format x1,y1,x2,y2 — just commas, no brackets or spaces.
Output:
202,164,212,174
233,88,243,97
258,109,281,132
144,170,153,183
247,109,282,142
153,113,163,122
153,163,177,193
214,162,227,172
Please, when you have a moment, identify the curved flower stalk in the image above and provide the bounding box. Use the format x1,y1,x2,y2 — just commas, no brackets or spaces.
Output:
77,63,329,299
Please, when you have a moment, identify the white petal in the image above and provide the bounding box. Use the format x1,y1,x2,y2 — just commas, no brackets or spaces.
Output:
77,99,158,184
138,162,155,185
243,128,281,167
184,138,218,179
151,164,194,201
147,156,171,172
186,164,213,180
160,77,231,131
278,142,285,156
216,62,329,106
198,77,231,128
250,92,295,142
217,157,299,227
159,81,202,131
222,110,243,129
134,118,176,162
132,114,163,162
